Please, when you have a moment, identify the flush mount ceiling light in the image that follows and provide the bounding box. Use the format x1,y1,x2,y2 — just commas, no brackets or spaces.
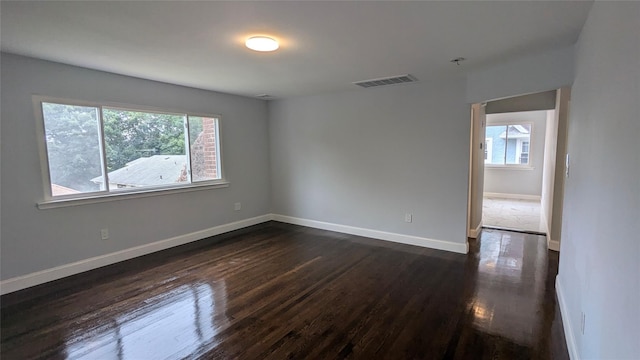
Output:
245,36,279,52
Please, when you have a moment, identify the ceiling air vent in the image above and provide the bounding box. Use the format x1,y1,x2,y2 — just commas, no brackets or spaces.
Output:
353,74,418,89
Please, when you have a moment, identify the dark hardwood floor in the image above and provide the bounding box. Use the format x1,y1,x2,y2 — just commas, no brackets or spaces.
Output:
1,222,568,359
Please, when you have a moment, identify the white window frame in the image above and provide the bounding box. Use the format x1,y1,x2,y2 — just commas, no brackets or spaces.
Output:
484,138,493,164
484,120,534,170
515,138,530,165
33,96,228,209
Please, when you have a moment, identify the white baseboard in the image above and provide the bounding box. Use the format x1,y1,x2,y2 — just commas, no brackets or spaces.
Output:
272,214,468,254
0,214,272,295
548,239,560,252
1,213,470,295
468,221,483,239
541,211,560,251
556,276,579,360
484,192,541,201
541,209,551,237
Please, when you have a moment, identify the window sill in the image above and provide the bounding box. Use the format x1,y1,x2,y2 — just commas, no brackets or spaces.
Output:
485,165,534,171
37,181,229,210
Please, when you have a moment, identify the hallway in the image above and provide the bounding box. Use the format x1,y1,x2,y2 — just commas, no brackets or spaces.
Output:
483,197,546,234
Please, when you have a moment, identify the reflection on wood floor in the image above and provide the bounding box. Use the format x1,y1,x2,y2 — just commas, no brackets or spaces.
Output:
1,223,568,359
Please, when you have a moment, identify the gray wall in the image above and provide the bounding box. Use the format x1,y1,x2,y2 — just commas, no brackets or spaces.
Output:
1,41,577,283
0,54,271,280
466,46,575,104
557,2,640,359
269,79,470,245
483,110,547,196
485,90,556,114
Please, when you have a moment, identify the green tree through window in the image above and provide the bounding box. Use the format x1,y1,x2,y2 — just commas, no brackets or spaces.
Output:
102,109,186,171
40,100,221,197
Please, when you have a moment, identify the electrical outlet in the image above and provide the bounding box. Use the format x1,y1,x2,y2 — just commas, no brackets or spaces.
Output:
234,202,242,211
404,213,412,223
100,228,109,240
581,311,586,335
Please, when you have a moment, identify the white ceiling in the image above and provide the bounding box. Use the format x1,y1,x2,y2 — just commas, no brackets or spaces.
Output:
1,1,593,99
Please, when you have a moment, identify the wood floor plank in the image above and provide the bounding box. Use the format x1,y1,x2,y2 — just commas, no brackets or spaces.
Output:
1,222,569,359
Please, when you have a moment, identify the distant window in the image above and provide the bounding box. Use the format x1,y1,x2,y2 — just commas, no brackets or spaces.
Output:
484,138,493,164
519,141,530,164
38,99,223,199
485,124,532,166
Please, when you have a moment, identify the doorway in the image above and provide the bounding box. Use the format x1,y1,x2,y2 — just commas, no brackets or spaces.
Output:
482,110,550,234
467,88,571,250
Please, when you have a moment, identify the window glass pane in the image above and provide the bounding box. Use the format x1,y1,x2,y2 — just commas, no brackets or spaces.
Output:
485,125,506,165
39,100,224,200
189,116,220,182
486,124,531,165
101,108,187,190
505,124,531,164
42,102,104,196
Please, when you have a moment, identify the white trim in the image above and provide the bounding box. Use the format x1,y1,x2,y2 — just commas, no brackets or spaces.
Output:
272,214,468,254
515,138,531,165
38,181,230,210
32,95,223,123
484,137,493,164
483,192,541,201
515,138,523,162
32,95,227,205
556,276,580,360
1,214,471,295
485,165,534,171
468,221,483,239
541,211,560,251
0,214,272,295
541,207,551,237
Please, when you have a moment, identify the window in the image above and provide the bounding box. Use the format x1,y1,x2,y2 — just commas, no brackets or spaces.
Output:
484,138,493,164
485,123,532,166
518,140,530,164
38,98,224,200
